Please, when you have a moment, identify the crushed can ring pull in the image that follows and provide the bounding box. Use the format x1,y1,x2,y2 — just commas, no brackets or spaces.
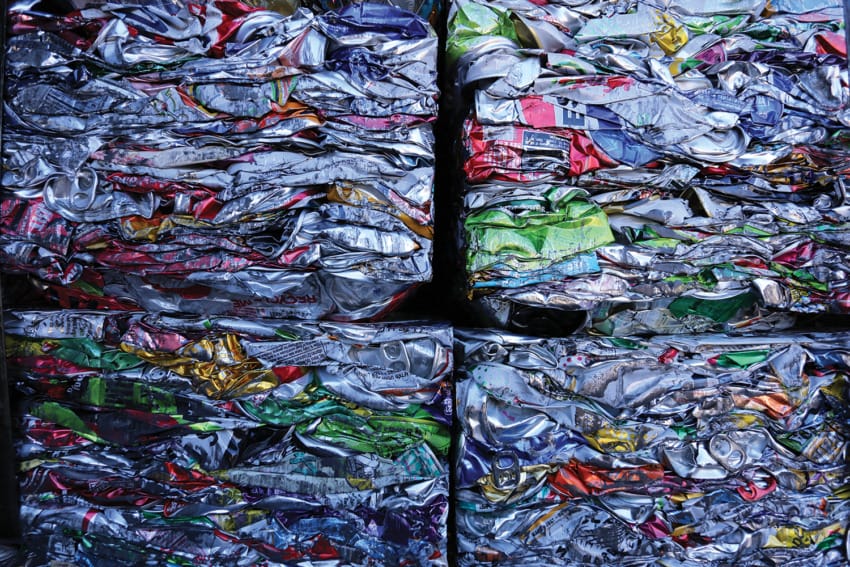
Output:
492,450,520,490
44,167,99,213
708,433,747,472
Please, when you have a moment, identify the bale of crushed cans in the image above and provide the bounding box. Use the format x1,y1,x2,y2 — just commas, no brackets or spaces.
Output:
454,328,850,566
448,0,850,335
296,0,441,24
5,310,452,566
1,0,438,320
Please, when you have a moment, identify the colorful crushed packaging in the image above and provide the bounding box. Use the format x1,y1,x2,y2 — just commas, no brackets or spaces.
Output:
2,1,438,320
454,328,850,566
6,310,452,566
448,0,850,335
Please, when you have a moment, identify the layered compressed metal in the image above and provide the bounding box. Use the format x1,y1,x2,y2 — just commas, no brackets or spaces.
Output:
1,0,438,320
6,310,452,566
455,328,850,565
295,0,442,24
449,0,850,335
